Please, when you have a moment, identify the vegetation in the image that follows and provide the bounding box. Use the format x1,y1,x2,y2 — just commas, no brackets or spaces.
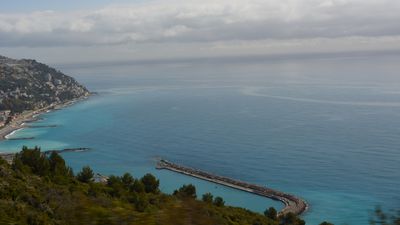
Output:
140,173,159,194
76,166,94,183
213,196,226,207
0,55,89,113
173,184,197,199
0,98,32,113
370,206,400,225
202,192,213,203
265,207,278,220
0,147,283,225
5,147,397,225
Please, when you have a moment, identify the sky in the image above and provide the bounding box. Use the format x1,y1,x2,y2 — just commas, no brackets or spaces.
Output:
0,0,400,65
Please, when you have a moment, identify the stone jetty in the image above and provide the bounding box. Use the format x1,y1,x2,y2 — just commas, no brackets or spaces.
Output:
6,137,35,141
156,159,308,216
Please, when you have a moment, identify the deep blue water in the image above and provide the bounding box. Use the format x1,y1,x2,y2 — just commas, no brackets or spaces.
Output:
1,55,400,225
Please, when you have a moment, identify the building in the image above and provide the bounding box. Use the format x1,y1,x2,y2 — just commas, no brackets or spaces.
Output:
0,110,11,127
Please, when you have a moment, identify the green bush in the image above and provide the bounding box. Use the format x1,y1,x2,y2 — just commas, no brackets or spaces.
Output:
140,173,159,193
0,146,350,225
76,166,94,183
202,192,213,203
173,184,197,198
213,196,225,207
264,207,277,220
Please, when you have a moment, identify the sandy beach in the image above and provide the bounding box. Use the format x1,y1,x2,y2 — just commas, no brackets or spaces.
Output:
0,96,90,141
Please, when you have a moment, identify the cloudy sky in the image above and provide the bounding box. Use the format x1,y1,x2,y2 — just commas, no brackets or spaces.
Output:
1,0,400,65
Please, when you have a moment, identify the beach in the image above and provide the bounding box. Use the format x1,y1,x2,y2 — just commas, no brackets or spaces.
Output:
0,95,90,142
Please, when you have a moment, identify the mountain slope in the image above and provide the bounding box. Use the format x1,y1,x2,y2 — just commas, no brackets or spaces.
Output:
0,148,282,225
0,55,89,112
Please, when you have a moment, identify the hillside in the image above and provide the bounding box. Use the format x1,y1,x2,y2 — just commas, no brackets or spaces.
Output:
0,55,89,113
1,148,398,225
0,147,300,225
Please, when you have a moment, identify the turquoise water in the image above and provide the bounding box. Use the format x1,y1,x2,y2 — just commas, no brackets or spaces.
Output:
1,55,400,224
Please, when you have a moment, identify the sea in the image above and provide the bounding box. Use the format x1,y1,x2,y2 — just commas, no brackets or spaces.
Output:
1,53,400,225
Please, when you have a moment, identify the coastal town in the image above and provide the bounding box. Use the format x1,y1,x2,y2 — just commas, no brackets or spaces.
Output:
0,110,11,127
0,55,90,140
0,55,89,114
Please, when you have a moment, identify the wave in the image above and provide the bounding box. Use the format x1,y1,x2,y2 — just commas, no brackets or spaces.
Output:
241,87,400,107
5,128,24,139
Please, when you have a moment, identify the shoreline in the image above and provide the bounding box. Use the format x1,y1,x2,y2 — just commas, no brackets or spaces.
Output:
4,128,23,139
0,95,91,142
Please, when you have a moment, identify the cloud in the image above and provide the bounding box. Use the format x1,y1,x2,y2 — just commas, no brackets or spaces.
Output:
0,0,400,47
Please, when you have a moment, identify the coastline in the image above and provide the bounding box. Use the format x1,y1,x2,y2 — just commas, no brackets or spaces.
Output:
4,128,24,139
0,95,91,143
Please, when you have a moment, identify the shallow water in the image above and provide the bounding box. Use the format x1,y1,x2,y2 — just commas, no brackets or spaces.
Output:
1,55,400,225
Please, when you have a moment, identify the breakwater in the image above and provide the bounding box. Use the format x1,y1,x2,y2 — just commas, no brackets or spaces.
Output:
6,137,35,141
0,95,90,141
43,148,91,154
156,159,308,216
24,125,58,128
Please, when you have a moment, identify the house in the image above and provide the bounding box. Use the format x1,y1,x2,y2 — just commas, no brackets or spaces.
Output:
0,110,11,126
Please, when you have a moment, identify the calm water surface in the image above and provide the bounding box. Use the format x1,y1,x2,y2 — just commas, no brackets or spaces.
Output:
1,55,400,225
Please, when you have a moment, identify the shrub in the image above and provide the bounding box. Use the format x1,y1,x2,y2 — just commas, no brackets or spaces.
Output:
76,166,94,183
213,196,225,207
13,146,50,176
173,184,197,199
202,192,213,203
264,207,277,220
140,173,159,193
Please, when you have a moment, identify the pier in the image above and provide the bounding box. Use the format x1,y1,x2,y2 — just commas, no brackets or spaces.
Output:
156,159,308,216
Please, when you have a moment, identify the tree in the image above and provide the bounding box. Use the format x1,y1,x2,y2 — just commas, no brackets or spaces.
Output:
49,151,73,178
173,184,197,198
76,166,94,183
370,206,400,225
279,212,305,225
319,222,334,225
121,173,134,188
12,146,50,176
213,196,225,207
131,179,145,193
264,207,277,220
106,175,124,197
202,192,213,203
107,175,122,187
140,173,159,193
135,195,149,212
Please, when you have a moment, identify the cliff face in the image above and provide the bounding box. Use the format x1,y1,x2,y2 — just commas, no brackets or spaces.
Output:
0,55,89,112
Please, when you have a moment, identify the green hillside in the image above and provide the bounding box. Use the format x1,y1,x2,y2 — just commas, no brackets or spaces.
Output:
1,147,397,225
0,147,301,225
